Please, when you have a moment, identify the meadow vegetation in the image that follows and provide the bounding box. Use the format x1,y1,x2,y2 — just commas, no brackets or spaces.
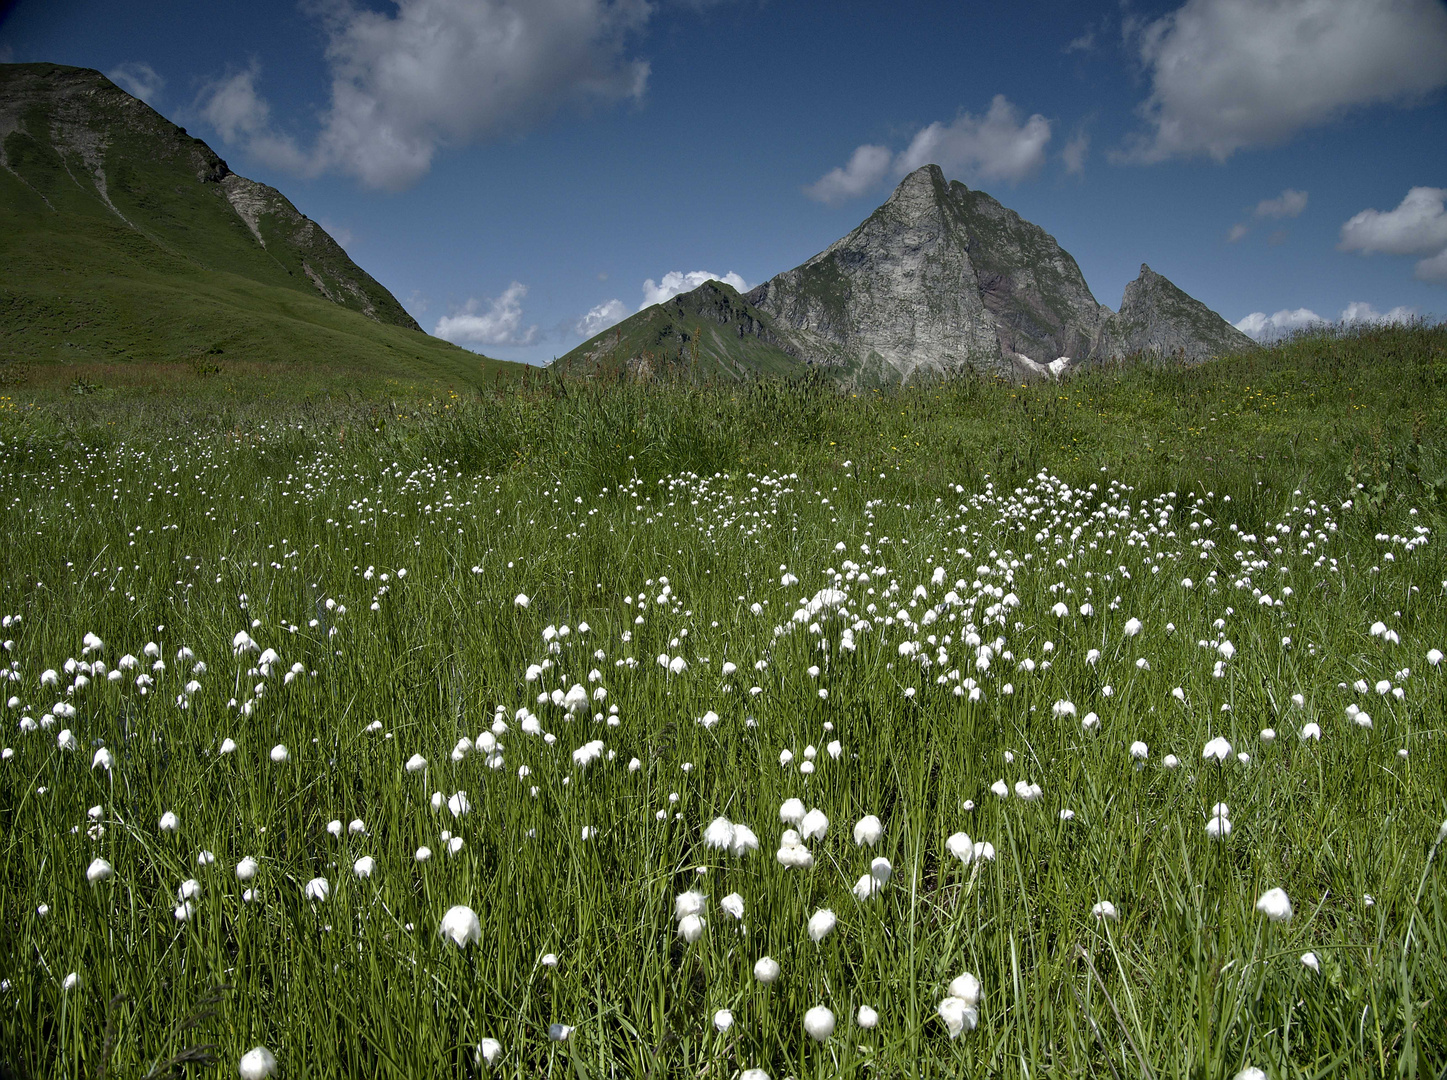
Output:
1,322,1446,1079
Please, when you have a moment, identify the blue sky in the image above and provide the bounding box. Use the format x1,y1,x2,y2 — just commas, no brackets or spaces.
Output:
3,0,1445,363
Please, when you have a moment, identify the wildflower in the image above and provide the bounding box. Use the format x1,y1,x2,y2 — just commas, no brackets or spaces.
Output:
1301,951,1320,973
730,824,760,856
950,972,982,1006
800,808,829,841
937,996,977,1038
327,820,343,838
514,594,530,608
541,953,558,967
870,856,892,883
1201,736,1232,763
1234,1069,1266,1080
219,738,237,755
678,914,706,943
853,873,881,900
713,1008,734,1033
1124,617,1143,636
92,747,112,771
447,791,471,817
720,892,745,919
548,1023,573,1041
238,1047,278,1080
439,904,481,947
57,729,77,751
236,856,259,881
754,956,780,983
270,744,289,763
1428,648,1443,666
945,832,974,863
803,1005,835,1042
86,857,113,883
703,817,735,850
62,972,78,991
780,797,804,824
1129,741,1148,761
415,846,432,862
159,811,179,832
353,856,375,879
854,814,883,846
1260,728,1276,744
675,891,706,921
1300,723,1322,741
1081,712,1100,733
857,1005,878,1028
1255,887,1292,922
1091,900,1119,921
476,1039,502,1067
807,908,838,942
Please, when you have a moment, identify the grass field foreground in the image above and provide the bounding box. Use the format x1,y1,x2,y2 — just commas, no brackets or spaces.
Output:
2,324,1446,1079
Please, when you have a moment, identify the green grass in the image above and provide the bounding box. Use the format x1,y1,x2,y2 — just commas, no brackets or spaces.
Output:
1,323,1446,1079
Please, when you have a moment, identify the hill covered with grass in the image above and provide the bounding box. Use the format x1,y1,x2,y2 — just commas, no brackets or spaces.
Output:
0,63,517,394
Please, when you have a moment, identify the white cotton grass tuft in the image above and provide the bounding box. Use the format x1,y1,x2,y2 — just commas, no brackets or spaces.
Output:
703,817,735,850
675,891,706,921
237,1046,278,1080
937,996,977,1038
753,955,780,983
779,798,806,825
1091,900,1119,922
1255,887,1293,922
269,744,289,764
303,877,330,902
158,811,179,833
475,1038,502,1067
236,856,259,881
853,814,883,846
1301,951,1320,973
86,857,113,883
799,808,829,841
713,1008,733,1032
803,1004,835,1042
439,904,481,947
807,908,838,942
720,892,745,919
949,973,982,1007
856,1005,879,1029
678,914,706,943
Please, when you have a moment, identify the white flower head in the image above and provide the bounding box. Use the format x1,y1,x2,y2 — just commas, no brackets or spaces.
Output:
713,1008,733,1032
937,996,977,1039
1091,900,1119,922
86,857,113,883
753,955,780,983
807,908,838,942
853,814,883,846
720,892,745,919
949,972,982,1007
238,1046,278,1080
1255,887,1293,922
439,904,481,947
803,1004,835,1042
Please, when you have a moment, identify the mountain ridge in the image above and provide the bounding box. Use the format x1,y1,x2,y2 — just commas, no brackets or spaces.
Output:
556,165,1257,383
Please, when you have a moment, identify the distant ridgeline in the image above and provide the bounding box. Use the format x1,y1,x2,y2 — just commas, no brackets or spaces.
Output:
0,62,510,383
555,165,1257,385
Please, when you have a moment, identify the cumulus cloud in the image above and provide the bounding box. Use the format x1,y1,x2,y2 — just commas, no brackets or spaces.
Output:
1235,300,1418,341
639,271,749,309
803,145,893,206
1119,0,1447,163
806,95,1053,204
896,96,1052,181
1255,188,1308,219
197,0,651,190
1339,186,1447,284
434,282,539,347
108,62,165,107
196,64,311,174
1226,223,1250,243
575,298,628,338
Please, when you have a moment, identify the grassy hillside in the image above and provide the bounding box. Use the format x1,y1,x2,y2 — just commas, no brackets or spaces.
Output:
0,63,518,394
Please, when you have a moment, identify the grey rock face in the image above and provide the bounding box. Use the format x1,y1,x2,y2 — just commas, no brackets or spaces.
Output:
747,165,1005,379
1098,264,1258,363
748,165,1254,380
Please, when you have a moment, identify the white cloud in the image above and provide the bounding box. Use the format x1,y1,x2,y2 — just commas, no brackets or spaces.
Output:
1339,187,1447,255
1340,301,1418,324
196,64,311,174
1339,186,1447,284
575,298,628,338
896,96,1052,182
807,95,1053,204
1120,0,1447,163
1416,247,1447,282
434,282,539,347
1062,131,1089,175
803,145,892,205
1255,188,1308,219
108,62,165,107
1235,307,1325,341
198,0,651,190
639,271,749,310
1226,223,1250,243
1065,29,1096,53
1236,300,1419,340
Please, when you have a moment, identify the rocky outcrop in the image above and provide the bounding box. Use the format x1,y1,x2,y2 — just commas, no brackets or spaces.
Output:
1097,264,1258,363
746,164,1254,380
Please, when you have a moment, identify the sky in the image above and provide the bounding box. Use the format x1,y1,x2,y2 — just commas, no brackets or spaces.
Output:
2,0,1445,363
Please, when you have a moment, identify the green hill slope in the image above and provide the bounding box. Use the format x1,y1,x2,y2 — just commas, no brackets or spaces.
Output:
0,62,515,390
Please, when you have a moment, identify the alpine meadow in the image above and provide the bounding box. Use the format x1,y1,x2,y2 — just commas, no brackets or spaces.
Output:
2,320,1447,1078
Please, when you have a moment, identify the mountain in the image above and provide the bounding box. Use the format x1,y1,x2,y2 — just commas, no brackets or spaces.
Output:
555,165,1256,383
0,62,512,385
